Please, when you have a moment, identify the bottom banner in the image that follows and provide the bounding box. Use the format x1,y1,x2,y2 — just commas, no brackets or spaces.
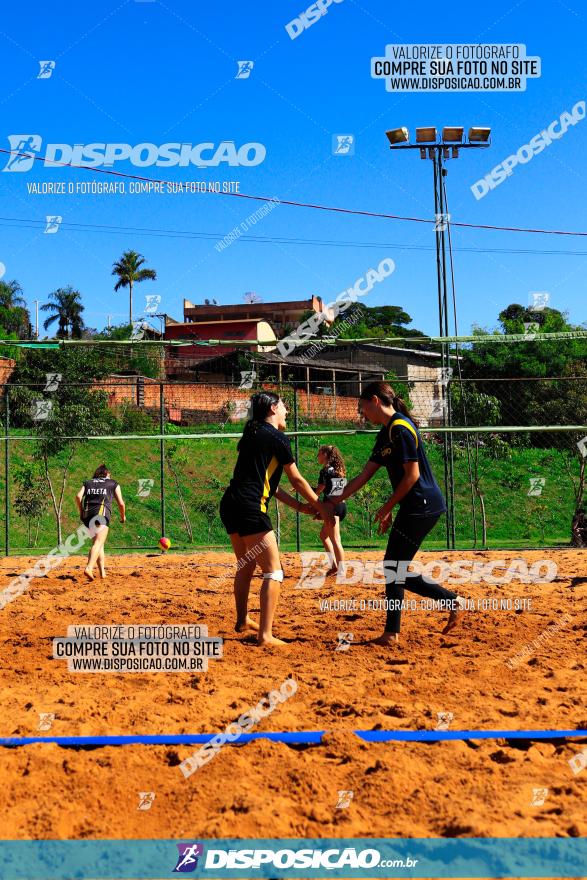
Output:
0,838,585,878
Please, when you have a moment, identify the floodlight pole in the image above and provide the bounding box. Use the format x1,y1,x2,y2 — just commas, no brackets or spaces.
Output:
431,148,456,549
386,135,490,549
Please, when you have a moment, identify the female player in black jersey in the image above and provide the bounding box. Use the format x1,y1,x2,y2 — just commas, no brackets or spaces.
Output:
75,465,126,580
332,381,465,645
314,445,347,576
220,391,333,647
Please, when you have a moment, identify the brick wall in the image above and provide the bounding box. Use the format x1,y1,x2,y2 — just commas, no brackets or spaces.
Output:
0,358,16,384
94,376,362,424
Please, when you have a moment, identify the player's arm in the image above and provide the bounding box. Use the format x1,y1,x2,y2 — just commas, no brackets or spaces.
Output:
374,461,420,534
275,486,310,513
336,460,380,501
313,482,325,496
383,461,420,509
283,463,333,522
275,486,322,518
75,486,85,515
114,485,126,523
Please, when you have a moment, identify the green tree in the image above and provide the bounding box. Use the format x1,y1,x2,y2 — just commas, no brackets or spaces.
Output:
355,480,386,539
0,280,31,338
5,348,116,543
94,322,162,378
450,383,501,427
0,279,26,310
112,250,157,325
41,286,85,339
34,400,112,544
0,325,22,360
196,481,222,541
384,372,414,412
6,347,116,427
165,443,193,541
338,304,427,341
471,438,488,549
14,461,48,546
461,305,587,434
462,305,585,381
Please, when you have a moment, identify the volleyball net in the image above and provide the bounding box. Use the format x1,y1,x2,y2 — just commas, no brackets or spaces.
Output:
0,330,585,553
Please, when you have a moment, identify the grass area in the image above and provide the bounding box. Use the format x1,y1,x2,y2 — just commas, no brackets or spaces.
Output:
0,420,580,554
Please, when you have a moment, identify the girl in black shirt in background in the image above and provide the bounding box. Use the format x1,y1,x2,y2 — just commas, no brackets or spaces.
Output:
314,444,347,576
75,464,126,581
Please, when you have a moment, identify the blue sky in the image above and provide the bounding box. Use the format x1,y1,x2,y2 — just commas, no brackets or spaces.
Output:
0,0,586,337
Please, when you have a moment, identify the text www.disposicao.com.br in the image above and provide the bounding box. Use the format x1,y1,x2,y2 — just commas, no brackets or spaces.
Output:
69,657,202,671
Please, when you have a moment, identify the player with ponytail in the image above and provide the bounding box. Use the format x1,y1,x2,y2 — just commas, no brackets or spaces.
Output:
331,381,465,644
312,444,347,576
219,391,333,646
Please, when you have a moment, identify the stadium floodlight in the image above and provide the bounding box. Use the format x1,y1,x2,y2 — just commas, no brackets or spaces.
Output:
468,127,491,143
384,122,492,551
416,127,438,143
385,127,409,145
442,126,464,143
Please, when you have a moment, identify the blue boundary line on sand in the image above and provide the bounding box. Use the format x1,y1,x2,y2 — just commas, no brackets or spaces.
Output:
0,729,586,747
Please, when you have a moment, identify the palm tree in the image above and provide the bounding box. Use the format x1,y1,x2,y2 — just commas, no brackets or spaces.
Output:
0,279,27,309
41,286,85,339
111,250,157,325
0,279,31,338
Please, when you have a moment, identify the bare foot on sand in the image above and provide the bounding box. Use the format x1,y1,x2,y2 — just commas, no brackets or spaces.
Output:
442,597,466,634
257,635,287,646
369,633,399,646
326,566,338,577
84,567,94,582
235,615,259,633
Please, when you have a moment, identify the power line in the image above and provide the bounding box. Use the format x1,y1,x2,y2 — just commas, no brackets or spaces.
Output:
1,148,587,238
2,216,587,257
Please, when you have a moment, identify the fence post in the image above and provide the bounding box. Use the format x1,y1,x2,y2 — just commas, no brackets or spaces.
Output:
159,382,166,539
447,379,456,549
293,383,300,552
4,389,9,557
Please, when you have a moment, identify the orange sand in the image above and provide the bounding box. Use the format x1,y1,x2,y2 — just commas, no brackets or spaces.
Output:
0,549,585,842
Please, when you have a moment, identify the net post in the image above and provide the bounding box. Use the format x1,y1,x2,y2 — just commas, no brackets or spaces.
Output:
4,388,8,557
294,383,300,552
159,381,165,539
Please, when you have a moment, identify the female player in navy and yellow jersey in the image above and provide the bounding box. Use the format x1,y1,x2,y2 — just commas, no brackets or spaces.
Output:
75,465,126,581
220,391,333,647
333,381,465,645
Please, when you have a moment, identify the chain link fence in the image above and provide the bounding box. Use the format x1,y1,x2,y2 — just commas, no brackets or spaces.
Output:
0,375,585,553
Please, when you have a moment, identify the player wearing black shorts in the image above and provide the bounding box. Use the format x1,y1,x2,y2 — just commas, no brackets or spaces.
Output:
75,465,126,580
219,391,333,646
332,381,465,646
312,445,347,576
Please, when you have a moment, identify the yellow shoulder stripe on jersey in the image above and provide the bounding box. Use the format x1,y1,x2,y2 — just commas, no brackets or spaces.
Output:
260,455,280,512
388,418,419,448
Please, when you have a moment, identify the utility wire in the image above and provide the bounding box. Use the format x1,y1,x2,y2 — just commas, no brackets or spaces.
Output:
1,148,587,237
3,216,587,256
